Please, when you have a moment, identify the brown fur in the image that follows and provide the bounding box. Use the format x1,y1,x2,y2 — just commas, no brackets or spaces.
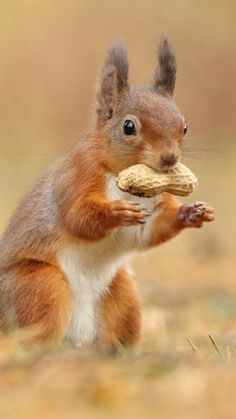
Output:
0,36,215,348
152,34,177,96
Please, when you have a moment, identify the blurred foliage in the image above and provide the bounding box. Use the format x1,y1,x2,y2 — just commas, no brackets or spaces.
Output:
0,0,236,418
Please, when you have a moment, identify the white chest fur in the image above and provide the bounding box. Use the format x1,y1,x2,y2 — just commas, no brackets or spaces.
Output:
57,174,162,346
58,242,130,345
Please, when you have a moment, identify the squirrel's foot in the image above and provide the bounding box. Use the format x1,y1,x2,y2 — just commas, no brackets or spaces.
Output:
109,200,152,227
177,201,215,228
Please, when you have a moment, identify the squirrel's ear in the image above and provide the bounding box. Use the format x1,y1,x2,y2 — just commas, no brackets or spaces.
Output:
96,41,129,124
152,35,177,97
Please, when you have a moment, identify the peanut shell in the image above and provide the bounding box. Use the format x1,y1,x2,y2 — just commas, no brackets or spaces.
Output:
117,163,198,197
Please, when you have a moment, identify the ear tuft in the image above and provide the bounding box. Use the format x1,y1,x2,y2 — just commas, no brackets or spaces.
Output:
152,34,177,97
105,40,129,92
96,40,129,125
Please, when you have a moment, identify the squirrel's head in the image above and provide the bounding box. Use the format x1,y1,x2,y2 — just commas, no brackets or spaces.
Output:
95,35,187,174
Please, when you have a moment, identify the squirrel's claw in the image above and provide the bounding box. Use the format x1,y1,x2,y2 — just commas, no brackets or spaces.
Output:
177,201,215,227
109,200,151,227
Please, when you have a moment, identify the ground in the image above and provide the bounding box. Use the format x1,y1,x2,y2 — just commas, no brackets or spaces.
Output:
0,225,235,419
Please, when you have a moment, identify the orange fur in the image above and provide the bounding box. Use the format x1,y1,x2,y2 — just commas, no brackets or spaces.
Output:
0,37,215,349
99,268,141,351
0,262,71,343
148,193,183,247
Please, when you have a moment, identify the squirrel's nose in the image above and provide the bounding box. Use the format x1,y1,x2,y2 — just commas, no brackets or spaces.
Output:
160,153,178,167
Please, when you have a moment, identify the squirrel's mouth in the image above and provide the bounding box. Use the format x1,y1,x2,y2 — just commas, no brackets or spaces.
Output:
139,152,180,173
146,161,179,174
158,163,178,173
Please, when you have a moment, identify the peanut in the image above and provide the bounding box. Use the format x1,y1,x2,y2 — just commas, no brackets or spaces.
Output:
117,163,198,198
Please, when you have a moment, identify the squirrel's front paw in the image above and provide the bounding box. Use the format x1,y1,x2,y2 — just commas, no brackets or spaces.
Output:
109,200,151,227
177,201,215,228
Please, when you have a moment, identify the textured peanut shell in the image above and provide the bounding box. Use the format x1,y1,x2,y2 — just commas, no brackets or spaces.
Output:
117,163,198,197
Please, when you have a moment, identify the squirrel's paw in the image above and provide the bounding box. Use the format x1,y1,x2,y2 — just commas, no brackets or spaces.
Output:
177,201,215,228
109,200,152,227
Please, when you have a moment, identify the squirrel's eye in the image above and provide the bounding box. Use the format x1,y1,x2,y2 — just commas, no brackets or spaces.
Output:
184,121,188,135
123,120,137,136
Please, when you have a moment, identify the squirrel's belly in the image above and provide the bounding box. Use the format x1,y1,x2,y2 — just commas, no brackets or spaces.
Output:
57,241,132,346
57,174,162,346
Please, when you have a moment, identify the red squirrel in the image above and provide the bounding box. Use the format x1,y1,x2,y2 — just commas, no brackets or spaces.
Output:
0,36,215,350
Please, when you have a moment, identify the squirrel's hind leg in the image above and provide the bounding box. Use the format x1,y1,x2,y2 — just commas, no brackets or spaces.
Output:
0,261,71,344
99,267,141,352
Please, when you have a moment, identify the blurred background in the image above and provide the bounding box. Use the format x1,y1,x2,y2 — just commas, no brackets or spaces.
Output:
0,1,236,418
